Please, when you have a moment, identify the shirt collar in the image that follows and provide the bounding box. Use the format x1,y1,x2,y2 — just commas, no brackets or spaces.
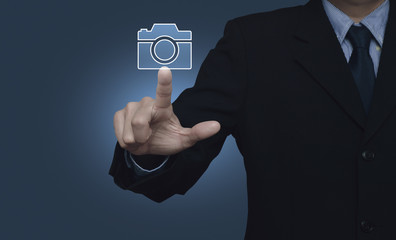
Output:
322,0,389,47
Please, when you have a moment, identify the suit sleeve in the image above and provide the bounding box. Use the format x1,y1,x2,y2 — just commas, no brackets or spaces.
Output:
109,19,248,202
127,151,169,176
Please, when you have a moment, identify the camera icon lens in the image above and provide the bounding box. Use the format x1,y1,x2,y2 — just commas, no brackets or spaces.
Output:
137,23,192,70
150,36,179,64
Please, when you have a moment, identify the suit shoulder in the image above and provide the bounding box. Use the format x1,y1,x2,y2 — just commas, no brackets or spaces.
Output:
232,4,304,25
227,5,304,35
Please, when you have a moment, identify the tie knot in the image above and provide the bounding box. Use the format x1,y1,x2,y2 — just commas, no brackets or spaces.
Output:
346,25,372,49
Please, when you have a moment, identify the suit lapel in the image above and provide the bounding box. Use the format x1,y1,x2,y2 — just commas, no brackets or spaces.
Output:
363,0,396,144
291,0,367,129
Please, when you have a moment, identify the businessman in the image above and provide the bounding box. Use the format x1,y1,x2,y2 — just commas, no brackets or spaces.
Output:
110,0,396,239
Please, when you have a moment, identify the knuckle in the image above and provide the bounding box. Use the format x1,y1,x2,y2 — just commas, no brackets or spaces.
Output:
114,110,123,119
123,135,135,145
131,117,147,128
113,112,119,123
140,96,153,103
156,89,171,98
125,102,137,112
118,141,128,149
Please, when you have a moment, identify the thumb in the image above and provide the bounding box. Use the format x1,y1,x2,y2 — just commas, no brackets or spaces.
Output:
187,121,221,144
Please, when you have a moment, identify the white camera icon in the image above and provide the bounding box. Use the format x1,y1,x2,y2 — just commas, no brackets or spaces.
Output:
137,23,192,70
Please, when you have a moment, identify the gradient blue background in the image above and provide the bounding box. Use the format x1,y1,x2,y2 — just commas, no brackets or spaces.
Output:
2,0,307,239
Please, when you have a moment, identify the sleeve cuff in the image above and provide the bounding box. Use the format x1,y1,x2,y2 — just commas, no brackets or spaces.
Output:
124,150,169,177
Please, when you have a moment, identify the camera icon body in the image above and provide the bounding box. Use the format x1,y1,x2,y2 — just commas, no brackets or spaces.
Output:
137,23,192,70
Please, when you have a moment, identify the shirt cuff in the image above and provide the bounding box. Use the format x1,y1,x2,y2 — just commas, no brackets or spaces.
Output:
124,150,169,177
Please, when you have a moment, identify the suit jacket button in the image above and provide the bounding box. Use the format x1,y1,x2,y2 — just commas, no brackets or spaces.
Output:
360,220,375,233
362,151,375,161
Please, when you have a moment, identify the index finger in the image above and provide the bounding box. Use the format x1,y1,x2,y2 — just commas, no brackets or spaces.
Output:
155,66,173,108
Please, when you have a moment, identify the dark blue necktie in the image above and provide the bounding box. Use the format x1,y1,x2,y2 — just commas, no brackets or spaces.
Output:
346,25,376,115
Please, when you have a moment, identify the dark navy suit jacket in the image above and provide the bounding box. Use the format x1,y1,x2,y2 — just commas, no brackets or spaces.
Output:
110,0,396,238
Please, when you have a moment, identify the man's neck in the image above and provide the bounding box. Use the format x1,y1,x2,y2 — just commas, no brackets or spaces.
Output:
328,0,386,22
